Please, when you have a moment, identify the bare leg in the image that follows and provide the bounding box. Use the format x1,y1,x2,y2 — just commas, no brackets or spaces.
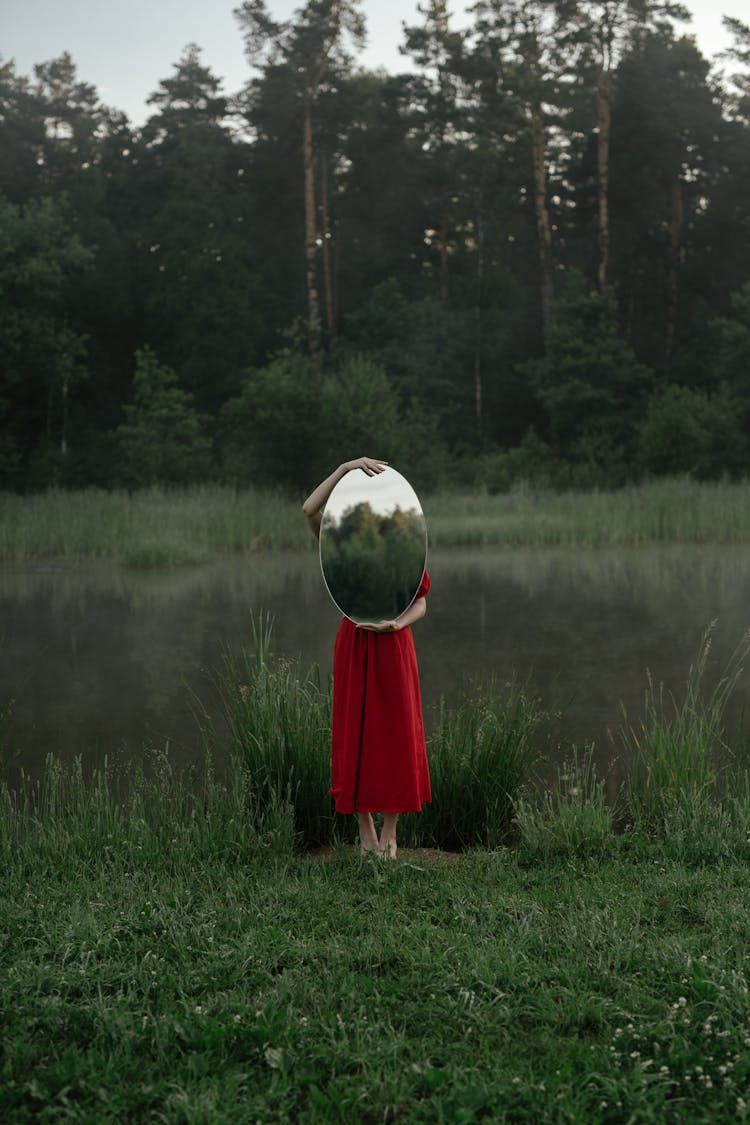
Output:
378,813,399,859
357,812,379,855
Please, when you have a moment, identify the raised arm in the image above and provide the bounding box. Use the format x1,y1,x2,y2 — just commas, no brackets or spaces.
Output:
301,456,388,540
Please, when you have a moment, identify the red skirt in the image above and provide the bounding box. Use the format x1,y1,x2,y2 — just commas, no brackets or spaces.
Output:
329,572,432,814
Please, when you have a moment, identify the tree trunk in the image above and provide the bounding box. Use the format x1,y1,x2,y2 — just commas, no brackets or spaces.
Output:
61,376,68,456
530,102,554,335
596,65,611,291
439,184,449,303
473,186,485,436
665,172,684,365
319,144,336,350
303,93,321,358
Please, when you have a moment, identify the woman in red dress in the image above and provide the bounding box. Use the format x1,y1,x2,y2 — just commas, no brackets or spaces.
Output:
302,456,432,859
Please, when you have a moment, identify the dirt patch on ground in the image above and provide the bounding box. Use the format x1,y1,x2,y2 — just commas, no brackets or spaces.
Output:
302,845,464,865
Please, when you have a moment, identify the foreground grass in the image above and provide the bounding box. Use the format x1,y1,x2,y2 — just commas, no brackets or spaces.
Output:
5,477,750,563
3,788,750,1123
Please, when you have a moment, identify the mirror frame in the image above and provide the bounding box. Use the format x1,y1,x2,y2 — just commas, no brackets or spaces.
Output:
318,465,428,624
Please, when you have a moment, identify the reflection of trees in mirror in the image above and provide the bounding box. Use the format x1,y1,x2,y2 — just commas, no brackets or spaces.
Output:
321,502,425,622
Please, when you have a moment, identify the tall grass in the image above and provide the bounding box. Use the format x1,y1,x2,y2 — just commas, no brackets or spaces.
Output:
0,484,309,564
218,623,542,850
621,621,750,836
0,744,297,877
513,744,614,861
4,609,750,865
6,477,750,563
653,768,750,864
427,476,750,548
416,681,543,849
0,654,540,860
218,616,336,849
4,625,750,866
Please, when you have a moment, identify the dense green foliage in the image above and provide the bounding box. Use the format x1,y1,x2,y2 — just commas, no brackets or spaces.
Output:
1,6,750,492
115,347,212,485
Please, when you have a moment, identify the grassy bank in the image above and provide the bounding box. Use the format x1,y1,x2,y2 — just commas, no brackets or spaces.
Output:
4,633,750,1121
430,477,750,548
3,754,750,1122
0,485,308,565
5,477,750,563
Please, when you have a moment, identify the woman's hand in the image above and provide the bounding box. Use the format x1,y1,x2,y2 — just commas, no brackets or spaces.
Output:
355,595,426,633
302,457,389,540
341,456,389,477
355,619,402,633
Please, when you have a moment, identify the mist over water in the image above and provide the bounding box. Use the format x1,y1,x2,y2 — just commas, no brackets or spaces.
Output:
3,544,750,797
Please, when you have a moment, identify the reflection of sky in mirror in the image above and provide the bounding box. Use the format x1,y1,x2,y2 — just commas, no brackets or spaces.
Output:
324,467,423,524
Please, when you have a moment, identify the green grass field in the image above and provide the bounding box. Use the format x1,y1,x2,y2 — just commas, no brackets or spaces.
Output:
5,477,750,563
3,744,750,1124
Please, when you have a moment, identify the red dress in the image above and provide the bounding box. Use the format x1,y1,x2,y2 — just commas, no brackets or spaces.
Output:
329,570,432,814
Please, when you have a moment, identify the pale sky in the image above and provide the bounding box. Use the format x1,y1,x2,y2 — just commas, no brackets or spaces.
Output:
322,466,422,523
2,0,748,126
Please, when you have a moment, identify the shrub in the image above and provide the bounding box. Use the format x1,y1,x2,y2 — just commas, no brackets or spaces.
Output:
219,350,425,492
636,383,741,479
519,279,652,462
115,347,212,485
218,349,320,489
475,429,556,494
319,354,404,474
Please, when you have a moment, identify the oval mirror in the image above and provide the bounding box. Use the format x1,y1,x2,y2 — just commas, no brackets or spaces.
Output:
319,466,428,624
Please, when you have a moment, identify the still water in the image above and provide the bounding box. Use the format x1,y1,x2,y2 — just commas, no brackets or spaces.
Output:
2,545,750,798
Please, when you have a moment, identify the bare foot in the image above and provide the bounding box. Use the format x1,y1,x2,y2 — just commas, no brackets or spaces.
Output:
378,837,398,860
358,812,380,856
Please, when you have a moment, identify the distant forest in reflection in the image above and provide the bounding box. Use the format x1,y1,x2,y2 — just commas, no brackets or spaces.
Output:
320,502,426,622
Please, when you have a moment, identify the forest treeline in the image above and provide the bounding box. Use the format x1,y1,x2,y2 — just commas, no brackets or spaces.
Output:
1,0,750,495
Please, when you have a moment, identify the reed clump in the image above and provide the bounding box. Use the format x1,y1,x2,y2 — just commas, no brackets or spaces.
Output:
417,681,543,849
0,484,309,564
0,744,297,875
506,623,750,864
427,477,750,548
218,620,541,851
6,477,750,563
620,622,750,844
219,615,335,849
513,744,615,861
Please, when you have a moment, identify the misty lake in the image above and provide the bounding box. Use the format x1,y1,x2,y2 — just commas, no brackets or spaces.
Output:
3,544,750,802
